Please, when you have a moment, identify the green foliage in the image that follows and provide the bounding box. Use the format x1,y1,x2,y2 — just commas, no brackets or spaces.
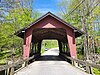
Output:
93,68,100,75
41,40,58,53
42,40,58,49
58,0,100,56
0,59,6,65
0,2,41,64
6,8,40,29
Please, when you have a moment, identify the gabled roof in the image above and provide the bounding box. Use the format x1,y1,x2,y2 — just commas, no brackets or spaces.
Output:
15,12,84,38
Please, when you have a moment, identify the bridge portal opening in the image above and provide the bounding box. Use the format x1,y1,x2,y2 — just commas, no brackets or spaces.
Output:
30,28,70,58
41,40,59,54
29,28,69,61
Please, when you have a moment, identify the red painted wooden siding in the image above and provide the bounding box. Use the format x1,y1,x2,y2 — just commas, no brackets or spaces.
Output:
23,16,77,59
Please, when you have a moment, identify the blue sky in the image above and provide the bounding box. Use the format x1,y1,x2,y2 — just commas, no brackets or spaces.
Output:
32,0,61,14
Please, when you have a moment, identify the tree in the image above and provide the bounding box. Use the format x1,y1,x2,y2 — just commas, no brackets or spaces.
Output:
0,0,41,63
58,0,100,60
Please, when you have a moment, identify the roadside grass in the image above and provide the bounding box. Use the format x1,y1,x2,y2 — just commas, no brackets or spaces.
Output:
93,68,100,75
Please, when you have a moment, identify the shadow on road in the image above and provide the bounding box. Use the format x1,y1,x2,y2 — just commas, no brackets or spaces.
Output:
36,55,65,61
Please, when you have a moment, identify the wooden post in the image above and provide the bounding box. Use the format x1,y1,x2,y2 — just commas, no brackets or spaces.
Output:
25,61,28,66
86,66,92,74
22,62,26,68
7,67,14,75
72,56,78,67
7,61,14,75
9,67,14,75
7,68,10,75
58,40,62,53
38,41,42,53
22,60,29,68
86,60,92,74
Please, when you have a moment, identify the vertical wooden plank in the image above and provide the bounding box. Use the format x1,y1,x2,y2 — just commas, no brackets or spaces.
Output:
9,67,14,75
58,40,62,53
23,30,32,60
7,68,10,75
86,60,92,74
66,29,77,58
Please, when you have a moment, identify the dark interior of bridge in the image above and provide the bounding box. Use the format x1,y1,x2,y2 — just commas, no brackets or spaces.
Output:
29,28,70,62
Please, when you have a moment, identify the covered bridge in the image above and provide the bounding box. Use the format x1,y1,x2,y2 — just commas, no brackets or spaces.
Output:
15,12,83,60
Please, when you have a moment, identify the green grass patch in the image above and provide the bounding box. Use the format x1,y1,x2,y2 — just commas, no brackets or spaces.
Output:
93,68,100,75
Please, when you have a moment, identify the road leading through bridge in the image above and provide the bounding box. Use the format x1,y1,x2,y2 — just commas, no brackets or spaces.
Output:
14,48,90,75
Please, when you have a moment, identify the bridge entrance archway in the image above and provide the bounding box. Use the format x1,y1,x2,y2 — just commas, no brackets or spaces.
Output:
15,12,83,60
30,28,69,56
29,28,70,59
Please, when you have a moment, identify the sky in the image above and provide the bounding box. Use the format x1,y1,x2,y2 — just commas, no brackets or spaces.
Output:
32,0,61,14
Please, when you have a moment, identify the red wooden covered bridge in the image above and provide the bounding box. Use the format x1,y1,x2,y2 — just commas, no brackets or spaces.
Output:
15,12,83,60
